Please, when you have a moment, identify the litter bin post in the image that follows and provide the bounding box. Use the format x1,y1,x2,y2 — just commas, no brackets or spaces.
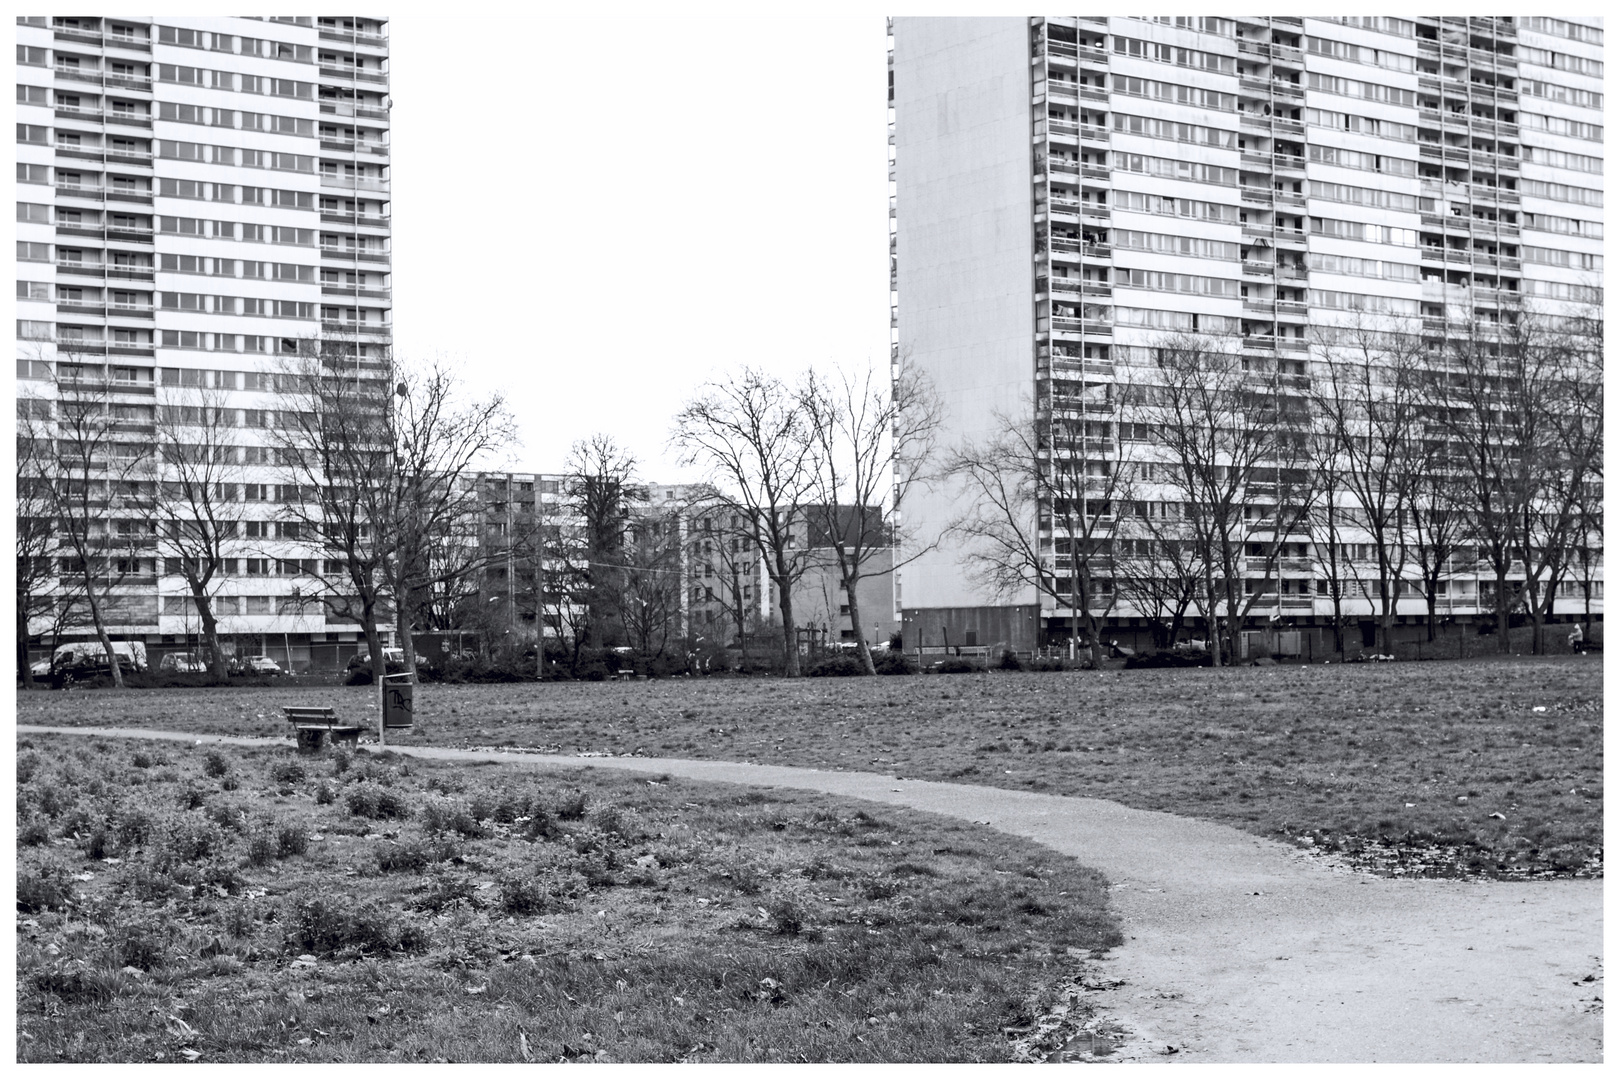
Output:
383,672,414,732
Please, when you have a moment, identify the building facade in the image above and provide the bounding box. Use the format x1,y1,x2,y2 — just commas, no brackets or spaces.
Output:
891,16,1602,653
17,15,391,672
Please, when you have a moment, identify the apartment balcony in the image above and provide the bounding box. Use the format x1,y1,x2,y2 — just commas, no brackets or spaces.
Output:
1241,151,1271,169
105,112,152,129
1077,124,1108,145
1046,79,1079,100
321,175,390,193
1275,299,1308,319
319,100,391,121
1270,117,1305,137
318,26,389,47
1273,153,1305,172
54,104,104,124
320,139,391,158
53,23,105,45
1276,264,1307,281
1242,261,1276,278
1240,186,1273,207
1242,221,1274,239
105,146,154,165
320,321,391,337
1270,81,1304,101
318,65,390,85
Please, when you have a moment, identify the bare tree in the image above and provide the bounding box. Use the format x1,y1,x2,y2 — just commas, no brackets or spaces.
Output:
1421,305,1574,653
1133,335,1315,666
564,434,647,651
947,388,1122,669
15,394,72,684
275,340,398,696
801,358,941,673
1308,320,1427,654
1111,460,1204,650
22,352,158,687
673,368,819,676
386,364,516,678
153,383,244,679
621,502,686,659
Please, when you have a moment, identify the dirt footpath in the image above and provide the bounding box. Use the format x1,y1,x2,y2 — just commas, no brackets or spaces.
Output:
20,726,1603,1063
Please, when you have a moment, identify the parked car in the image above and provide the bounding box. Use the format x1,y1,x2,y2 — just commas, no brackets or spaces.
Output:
29,658,53,678
244,655,283,675
51,640,148,681
159,653,210,674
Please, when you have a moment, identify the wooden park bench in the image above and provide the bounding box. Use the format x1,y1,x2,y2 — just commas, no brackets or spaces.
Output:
284,705,362,752
613,668,636,681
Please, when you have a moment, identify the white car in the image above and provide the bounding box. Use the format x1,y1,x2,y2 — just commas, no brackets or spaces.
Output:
245,656,283,675
29,658,52,678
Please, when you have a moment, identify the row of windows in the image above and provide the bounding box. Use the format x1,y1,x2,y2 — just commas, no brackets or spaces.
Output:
1308,145,1417,177
156,102,315,137
1112,190,1240,224
1308,181,1418,212
1518,179,1602,208
1309,219,1418,246
1522,213,1603,239
1308,290,1420,315
1306,72,1415,108
1521,146,1602,174
1520,279,1601,304
160,254,315,280
1111,112,1235,148
1113,152,1237,187
1113,308,1241,334
1114,268,1239,298
1518,113,1603,143
1521,247,1601,271
1111,35,1235,75
1515,17,1602,47
158,64,312,99
1518,80,1602,110
163,593,318,616
1112,229,1239,261
161,294,314,318
1305,36,1415,73
1515,47,1603,79
1304,109,1417,142
1111,75,1235,112
158,143,317,175
160,217,316,245
1307,253,1420,282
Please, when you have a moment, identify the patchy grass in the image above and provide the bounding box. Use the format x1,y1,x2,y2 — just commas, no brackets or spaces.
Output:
21,655,1602,879
15,734,1120,1063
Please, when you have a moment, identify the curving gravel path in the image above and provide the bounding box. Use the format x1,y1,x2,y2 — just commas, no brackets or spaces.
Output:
18,725,1603,1063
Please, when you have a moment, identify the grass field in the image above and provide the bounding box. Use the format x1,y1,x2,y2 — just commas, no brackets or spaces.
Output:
16,733,1120,1063
21,655,1602,879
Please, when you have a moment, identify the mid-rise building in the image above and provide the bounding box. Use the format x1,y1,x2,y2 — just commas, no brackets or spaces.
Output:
17,15,391,672
890,16,1602,655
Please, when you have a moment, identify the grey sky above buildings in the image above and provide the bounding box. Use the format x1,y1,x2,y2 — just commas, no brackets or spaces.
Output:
388,15,892,482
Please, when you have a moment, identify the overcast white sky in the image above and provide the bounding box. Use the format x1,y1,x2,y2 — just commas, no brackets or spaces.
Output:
387,15,892,482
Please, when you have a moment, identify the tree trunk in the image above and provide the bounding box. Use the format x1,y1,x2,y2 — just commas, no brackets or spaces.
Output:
1203,564,1222,668
774,550,800,677
189,582,229,680
395,601,418,683
18,607,34,687
843,576,877,676
80,570,124,688
1377,570,1396,655
1494,569,1512,654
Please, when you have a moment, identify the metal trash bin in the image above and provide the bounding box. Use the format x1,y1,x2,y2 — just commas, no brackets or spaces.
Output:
382,672,414,730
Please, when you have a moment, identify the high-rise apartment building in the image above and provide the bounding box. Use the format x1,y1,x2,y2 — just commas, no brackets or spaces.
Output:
890,16,1602,654
17,15,391,672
